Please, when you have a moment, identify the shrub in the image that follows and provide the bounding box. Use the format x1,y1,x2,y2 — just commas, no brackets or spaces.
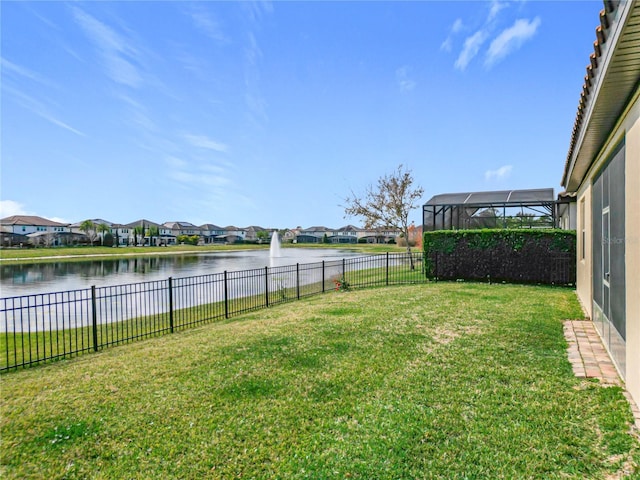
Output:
103,233,114,247
423,229,576,285
177,235,200,246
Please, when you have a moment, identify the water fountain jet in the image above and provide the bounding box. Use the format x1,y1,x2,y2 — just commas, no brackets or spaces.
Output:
269,230,281,258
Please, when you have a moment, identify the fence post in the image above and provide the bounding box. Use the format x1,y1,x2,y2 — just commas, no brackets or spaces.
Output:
265,266,269,307
386,252,389,286
91,285,98,352
296,263,300,300
168,277,174,333
224,271,229,319
322,261,325,293
342,258,346,281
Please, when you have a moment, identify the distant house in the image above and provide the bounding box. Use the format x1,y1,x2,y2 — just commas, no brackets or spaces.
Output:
244,226,271,243
357,226,401,244
124,219,166,246
329,225,359,244
69,219,113,245
1,215,73,247
560,1,639,407
297,226,329,243
3,215,70,236
556,192,577,230
282,227,301,243
221,226,247,244
162,221,203,244
200,224,226,244
109,224,132,246
294,225,400,244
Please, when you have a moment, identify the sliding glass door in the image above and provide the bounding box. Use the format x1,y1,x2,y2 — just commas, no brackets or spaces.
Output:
592,141,626,376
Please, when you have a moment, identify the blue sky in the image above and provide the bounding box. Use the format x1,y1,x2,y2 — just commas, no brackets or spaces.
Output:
1,1,601,228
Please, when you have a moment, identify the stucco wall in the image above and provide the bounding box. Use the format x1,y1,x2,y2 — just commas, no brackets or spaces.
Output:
625,95,640,406
575,89,639,407
576,185,592,319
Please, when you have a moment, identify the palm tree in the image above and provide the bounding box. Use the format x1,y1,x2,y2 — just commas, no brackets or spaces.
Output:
96,223,110,246
148,225,160,246
134,225,144,246
79,220,97,245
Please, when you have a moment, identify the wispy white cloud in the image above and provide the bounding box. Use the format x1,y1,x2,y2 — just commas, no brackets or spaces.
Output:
395,66,417,92
0,200,31,218
244,92,268,127
174,51,208,79
452,18,464,34
71,6,142,87
245,32,262,72
3,85,86,136
165,156,188,169
485,165,513,181
169,170,231,188
243,32,269,128
164,155,232,193
115,93,156,132
37,111,86,137
242,1,274,26
455,30,489,71
183,134,229,153
1,57,55,87
485,17,541,68
447,1,540,71
0,201,69,223
441,38,453,53
488,1,508,22
184,5,230,44
440,18,464,52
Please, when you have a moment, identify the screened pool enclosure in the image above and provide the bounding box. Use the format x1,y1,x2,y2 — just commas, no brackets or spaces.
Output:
423,188,557,231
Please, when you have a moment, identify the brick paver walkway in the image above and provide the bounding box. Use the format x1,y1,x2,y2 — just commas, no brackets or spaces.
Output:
564,320,640,428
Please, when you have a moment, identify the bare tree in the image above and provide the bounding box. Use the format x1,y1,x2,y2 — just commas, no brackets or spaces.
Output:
343,164,424,268
42,232,56,247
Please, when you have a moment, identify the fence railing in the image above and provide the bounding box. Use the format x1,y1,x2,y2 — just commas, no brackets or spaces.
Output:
1,252,425,372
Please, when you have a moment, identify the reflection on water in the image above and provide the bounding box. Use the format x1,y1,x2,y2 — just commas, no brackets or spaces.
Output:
0,249,360,298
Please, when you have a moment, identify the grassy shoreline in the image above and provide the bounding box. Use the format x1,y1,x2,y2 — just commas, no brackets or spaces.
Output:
1,264,426,371
1,283,638,479
0,243,400,264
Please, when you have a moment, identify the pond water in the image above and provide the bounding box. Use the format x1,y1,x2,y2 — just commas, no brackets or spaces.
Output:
0,248,362,298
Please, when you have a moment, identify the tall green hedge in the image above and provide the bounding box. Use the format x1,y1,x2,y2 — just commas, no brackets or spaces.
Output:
423,229,576,285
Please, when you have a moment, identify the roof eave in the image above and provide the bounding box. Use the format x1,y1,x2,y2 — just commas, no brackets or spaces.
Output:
562,1,640,192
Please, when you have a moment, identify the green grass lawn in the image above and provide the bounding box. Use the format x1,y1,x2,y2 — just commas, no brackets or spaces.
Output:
1,283,638,479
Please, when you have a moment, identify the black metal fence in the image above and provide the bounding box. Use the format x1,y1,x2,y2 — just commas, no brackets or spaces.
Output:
1,252,424,372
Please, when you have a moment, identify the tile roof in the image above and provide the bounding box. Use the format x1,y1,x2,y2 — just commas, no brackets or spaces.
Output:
0,215,67,227
562,0,640,190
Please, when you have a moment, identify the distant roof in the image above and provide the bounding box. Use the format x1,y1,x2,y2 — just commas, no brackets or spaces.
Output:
124,219,161,228
163,221,199,229
424,188,555,207
69,218,113,227
303,226,330,231
0,215,67,227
